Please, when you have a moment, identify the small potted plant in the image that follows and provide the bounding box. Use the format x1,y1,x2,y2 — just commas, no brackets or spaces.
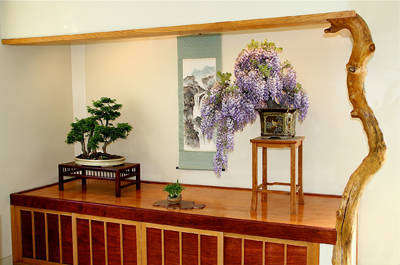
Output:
200,39,309,176
163,180,185,204
66,97,133,167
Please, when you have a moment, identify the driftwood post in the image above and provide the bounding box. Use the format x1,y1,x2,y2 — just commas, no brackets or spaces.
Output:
325,14,387,265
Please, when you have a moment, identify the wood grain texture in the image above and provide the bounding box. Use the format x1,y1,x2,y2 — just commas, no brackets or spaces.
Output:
122,224,138,265
287,245,307,265
11,206,23,263
164,230,180,265
91,220,106,265
224,237,242,265
265,242,285,265
182,232,199,265
146,228,162,264
200,235,218,265
107,222,122,265
76,219,90,265
2,11,356,46
325,14,387,265
60,215,73,265
46,214,60,263
11,181,340,245
20,211,33,259
243,239,263,265
33,212,46,261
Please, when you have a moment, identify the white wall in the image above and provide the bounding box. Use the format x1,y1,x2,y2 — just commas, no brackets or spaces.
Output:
0,1,398,265
0,5,74,264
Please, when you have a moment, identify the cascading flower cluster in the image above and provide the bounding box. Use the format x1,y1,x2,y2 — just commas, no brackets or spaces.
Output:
200,39,309,176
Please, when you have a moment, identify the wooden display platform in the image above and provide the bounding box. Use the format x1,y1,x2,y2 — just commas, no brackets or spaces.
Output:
10,180,341,265
58,162,140,197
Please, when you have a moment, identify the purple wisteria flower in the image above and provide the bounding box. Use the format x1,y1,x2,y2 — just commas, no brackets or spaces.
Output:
200,39,309,176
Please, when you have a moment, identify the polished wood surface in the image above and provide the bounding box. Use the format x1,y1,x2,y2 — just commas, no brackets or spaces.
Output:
2,11,356,46
250,136,305,214
11,180,340,245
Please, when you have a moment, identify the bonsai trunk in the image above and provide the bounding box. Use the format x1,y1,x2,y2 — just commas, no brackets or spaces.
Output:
80,140,87,157
102,141,112,154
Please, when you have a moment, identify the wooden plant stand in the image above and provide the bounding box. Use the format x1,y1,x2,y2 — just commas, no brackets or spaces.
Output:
250,136,305,214
58,162,140,197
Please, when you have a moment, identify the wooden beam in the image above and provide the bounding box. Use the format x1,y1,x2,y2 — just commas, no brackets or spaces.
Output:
2,10,356,46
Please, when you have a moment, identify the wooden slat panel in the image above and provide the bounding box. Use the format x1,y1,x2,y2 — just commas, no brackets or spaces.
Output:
200,235,218,265
243,239,263,265
77,218,91,265
307,243,320,265
146,228,162,264
223,237,242,265
2,11,356,46
21,210,33,259
182,233,198,265
11,206,23,263
287,245,307,265
107,222,122,265
33,212,46,261
122,224,137,265
47,213,60,263
265,242,285,265
92,220,106,265
60,215,73,265
164,230,180,265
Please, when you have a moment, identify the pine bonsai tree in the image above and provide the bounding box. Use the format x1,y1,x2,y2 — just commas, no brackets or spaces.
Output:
66,97,133,159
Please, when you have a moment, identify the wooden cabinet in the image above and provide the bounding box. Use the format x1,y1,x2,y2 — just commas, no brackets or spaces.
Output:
13,207,141,265
12,206,319,265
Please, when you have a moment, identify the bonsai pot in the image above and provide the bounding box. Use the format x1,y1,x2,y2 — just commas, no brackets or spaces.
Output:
74,156,126,167
257,108,298,138
167,195,182,204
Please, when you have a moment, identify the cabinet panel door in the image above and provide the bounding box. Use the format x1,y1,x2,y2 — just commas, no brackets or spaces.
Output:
143,223,223,265
16,207,140,265
224,233,319,265
19,208,74,264
75,215,141,265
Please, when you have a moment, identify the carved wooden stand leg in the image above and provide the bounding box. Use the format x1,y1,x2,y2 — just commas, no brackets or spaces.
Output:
325,15,387,265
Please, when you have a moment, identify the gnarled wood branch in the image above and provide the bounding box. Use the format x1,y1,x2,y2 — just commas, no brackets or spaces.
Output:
325,14,387,265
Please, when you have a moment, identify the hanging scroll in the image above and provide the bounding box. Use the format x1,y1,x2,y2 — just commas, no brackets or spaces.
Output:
177,34,221,170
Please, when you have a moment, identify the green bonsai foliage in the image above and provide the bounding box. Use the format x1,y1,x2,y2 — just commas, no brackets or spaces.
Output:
66,97,133,159
163,180,185,198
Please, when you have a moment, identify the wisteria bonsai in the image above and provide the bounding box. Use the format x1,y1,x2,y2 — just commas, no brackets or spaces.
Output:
200,39,309,176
